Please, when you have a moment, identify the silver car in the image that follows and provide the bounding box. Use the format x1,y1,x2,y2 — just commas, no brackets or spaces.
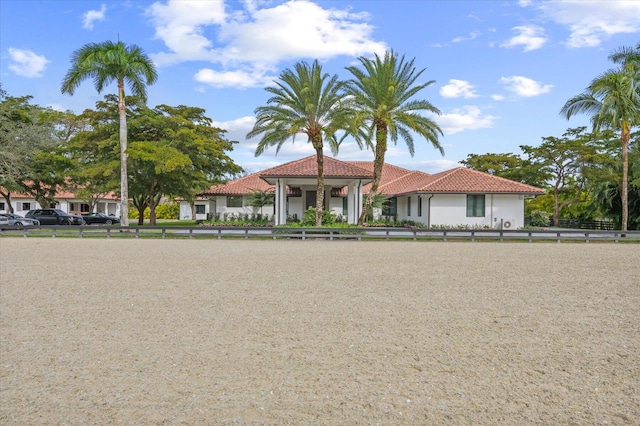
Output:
0,213,40,227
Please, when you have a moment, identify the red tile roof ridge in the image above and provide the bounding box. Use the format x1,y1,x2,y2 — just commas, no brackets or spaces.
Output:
412,166,545,194
378,169,430,192
260,155,372,178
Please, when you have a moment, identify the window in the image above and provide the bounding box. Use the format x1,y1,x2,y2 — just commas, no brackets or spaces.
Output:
195,204,206,214
383,197,397,216
226,196,243,207
81,203,90,213
0,202,5,211
22,202,31,211
418,196,422,217
407,197,412,216
466,195,485,217
342,197,348,216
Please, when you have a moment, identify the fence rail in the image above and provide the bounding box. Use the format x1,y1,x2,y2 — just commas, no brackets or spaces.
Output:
2,225,640,243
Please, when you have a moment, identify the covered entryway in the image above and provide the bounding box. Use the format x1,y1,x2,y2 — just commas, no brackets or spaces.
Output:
259,156,373,225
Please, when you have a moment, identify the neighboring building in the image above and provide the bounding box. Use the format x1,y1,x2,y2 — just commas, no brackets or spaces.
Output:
0,189,120,217
181,156,545,229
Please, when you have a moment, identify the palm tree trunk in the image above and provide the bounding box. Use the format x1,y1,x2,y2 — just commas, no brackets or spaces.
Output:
358,124,387,225
553,188,560,227
314,143,324,227
621,128,629,233
118,80,129,227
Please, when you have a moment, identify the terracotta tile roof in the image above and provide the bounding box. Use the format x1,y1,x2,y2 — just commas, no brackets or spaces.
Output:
2,186,119,200
200,173,274,195
260,155,372,179
377,170,432,195
332,162,417,196
397,167,545,195
198,160,545,197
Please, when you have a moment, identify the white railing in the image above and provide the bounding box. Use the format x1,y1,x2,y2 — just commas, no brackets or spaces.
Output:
2,225,639,243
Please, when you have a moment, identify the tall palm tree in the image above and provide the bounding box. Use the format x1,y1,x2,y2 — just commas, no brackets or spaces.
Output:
247,60,349,226
61,40,158,226
344,50,443,225
561,44,640,232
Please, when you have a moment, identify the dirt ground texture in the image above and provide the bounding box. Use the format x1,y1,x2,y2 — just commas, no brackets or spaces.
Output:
1,238,639,425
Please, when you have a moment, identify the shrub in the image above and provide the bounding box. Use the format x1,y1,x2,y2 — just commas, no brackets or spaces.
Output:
530,211,550,227
300,207,336,226
156,202,179,219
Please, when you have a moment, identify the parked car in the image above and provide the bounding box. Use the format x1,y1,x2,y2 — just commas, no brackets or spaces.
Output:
25,209,86,225
0,213,40,227
82,212,120,225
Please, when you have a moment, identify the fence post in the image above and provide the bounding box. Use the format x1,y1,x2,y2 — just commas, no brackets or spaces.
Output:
443,230,447,242
471,230,475,242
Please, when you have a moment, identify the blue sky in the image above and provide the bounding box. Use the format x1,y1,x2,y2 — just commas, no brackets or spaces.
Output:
2,0,640,174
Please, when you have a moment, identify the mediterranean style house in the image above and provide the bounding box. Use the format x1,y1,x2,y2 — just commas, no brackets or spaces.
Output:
0,189,120,217
179,156,545,229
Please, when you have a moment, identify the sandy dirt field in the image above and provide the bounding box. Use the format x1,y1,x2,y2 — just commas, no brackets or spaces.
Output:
1,238,638,425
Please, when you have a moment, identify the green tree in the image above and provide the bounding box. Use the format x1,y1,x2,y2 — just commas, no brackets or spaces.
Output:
61,40,158,226
247,60,350,226
460,152,547,187
0,88,78,211
344,50,443,224
561,44,640,231
248,189,275,216
71,95,242,225
588,132,640,229
0,88,57,211
521,127,612,226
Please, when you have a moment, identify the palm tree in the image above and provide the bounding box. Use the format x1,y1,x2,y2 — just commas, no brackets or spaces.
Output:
344,50,444,224
61,40,158,226
561,44,640,232
247,60,349,226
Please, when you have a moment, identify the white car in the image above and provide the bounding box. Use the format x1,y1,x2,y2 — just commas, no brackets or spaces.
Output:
0,213,40,227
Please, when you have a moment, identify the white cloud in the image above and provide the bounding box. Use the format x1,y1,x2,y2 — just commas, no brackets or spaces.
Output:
501,25,547,52
492,94,505,101
500,76,552,97
440,79,479,99
7,48,49,78
147,0,226,64
82,3,107,30
451,31,480,43
435,106,498,135
194,68,275,89
526,0,640,48
212,115,256,146
147,0,386,88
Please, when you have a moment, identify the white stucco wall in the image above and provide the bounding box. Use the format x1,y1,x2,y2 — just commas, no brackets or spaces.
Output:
428,193,524,228
179,197,275,220
2,198,120,217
